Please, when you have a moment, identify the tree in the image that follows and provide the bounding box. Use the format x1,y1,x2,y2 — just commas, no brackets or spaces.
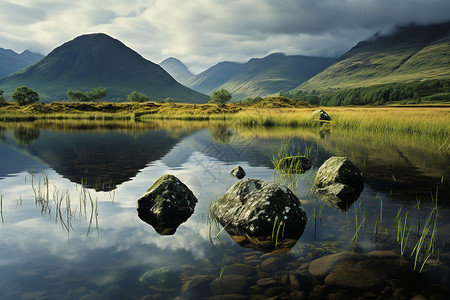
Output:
11,86,39,105
209,88,232,107
0,89,5,102
86,87,107,102
67,87,107,102
67,90,88,102
127,91,149,102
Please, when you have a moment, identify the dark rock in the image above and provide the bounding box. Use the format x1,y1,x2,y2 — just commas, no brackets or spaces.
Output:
308,109,331,121
224,263,254,277
275,156,312,174
256,277,279,288
210,275,248,295
211,179,307,251
181,276,210,298
137,174,197,235
314,157,364,211
230,166,246,179
265,286,290,297
289,271,313,291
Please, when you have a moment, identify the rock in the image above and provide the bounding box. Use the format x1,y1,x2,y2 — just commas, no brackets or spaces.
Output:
230,166,246,179
224,264,254,277
137,174,198,235
314,157,364,210
275,156,312,174
289,271,313,291
308,109,331,121
256,277,279,288
308,251,362,277
181,276,210,298
139,267,181,289
210,179,307,245
265,286,290,297
261,257,286,274
210,275,248,295
324,260,385,289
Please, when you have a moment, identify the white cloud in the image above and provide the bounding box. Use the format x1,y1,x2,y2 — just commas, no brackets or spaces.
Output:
0,0,449,73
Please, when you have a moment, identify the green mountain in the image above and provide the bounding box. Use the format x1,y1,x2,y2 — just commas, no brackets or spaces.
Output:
0,33,208,103
296,21,450,91
159,57,194,84
185,53,335,100
0,48,44,78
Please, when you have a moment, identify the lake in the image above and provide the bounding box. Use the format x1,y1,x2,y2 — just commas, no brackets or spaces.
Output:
0,120,449,299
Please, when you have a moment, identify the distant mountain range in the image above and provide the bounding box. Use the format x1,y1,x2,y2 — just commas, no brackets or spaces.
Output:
0,33,208,103
159,57,194,84
296,21,450,91
0,48,44,79
184,53,335,100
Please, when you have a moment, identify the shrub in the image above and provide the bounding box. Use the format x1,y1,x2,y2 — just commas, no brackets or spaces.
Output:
11,86,39,105
209,89,232,107
127,91,150,102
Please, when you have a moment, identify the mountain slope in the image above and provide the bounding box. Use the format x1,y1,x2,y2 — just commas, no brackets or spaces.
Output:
0,33,208,103
0,48,44,78
159,57,194,84
296,21,450,91
185,53,335,100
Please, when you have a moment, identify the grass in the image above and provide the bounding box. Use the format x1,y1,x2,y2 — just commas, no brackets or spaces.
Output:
396,209,411,256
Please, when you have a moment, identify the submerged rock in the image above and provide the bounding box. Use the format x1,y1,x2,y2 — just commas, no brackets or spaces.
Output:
137,174,198,235
210,178,307,250
308,109,331,121
139,267,181,289
229,165,246,179
314,157,364,211
275,155,312,174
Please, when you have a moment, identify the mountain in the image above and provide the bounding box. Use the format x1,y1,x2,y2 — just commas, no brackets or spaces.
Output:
159,57,194,84
184,53,335,100
0,33,209,103
296,21,450,91
0,48,44,78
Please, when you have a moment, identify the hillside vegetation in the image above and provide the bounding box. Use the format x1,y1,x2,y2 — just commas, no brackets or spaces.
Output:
185,53,335,100
295,22,450,92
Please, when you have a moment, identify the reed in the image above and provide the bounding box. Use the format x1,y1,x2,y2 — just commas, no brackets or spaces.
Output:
0,193,4,224
352,202,366,243
411,189,440,272
396,210,411,256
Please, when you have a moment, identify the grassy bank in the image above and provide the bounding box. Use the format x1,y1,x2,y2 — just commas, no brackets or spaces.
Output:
0,98,449,149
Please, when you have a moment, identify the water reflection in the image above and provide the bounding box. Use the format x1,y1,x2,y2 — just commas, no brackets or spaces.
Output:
0,120,449,299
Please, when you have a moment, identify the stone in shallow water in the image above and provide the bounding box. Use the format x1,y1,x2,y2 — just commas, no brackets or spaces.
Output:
308,109,331,121
136,174,197,235
275,155,312,174
230,165,246,179
314,157,364,211
211,179,307,248
209,275,248,295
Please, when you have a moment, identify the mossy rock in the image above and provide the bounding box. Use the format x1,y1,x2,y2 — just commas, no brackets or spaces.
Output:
275,155,312,174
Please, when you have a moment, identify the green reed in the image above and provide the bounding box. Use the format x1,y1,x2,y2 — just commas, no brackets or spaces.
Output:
396,210,411,256
0,193,4,224
411,189,440,272
352,201,366,243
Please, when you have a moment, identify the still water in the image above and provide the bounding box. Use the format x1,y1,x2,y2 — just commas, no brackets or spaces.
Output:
0,121,449,299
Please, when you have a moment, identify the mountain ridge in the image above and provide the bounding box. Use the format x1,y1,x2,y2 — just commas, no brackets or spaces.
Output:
185,53,335,100
0,33,208,103
0,48,44,79
295,21,450,91
159,57,194,84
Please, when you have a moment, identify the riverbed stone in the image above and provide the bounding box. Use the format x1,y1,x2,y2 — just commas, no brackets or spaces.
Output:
139,267,181,289
261,257,286,273
224,263,254,277
137,174,197,235
230,166,246,179
210,275,248,295
314,157,364,210
275,156,312,174
308,251,361,277
210,178,307,241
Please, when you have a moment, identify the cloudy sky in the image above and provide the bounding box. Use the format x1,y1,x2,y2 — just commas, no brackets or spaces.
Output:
0,0,449,73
